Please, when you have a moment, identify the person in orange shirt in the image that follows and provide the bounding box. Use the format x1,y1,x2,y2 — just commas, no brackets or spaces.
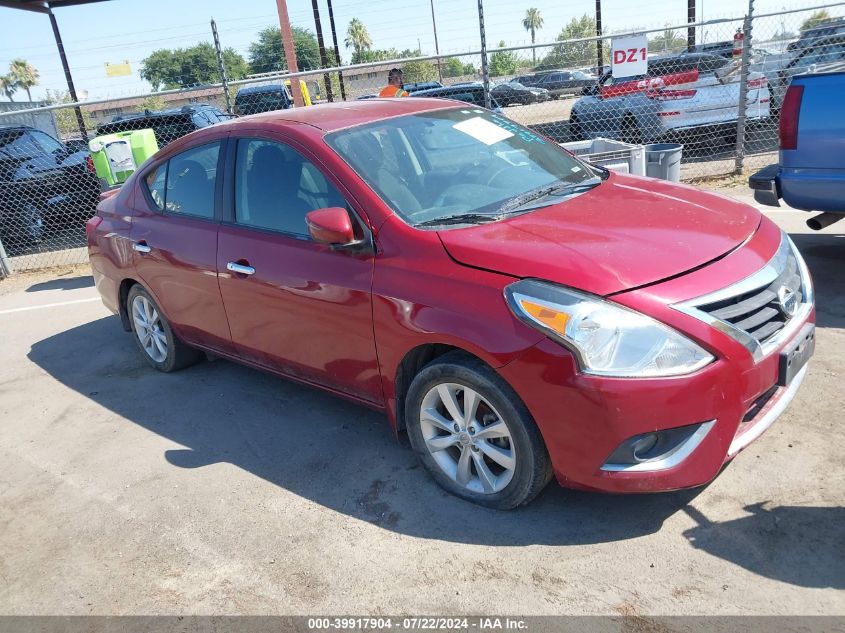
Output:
378,68,409,98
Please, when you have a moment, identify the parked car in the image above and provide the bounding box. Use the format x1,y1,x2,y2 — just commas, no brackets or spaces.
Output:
569,53,770,144
684,40,736,59
0,125,101,255
533,70,597,99
409,84,503,111
234,84,293,115
490,81,550,106
96,104,233,149
514,73,546,87
88,99,814,508
403,81,443,93
787,16,845,52
771,34,845,108
750,71,845,231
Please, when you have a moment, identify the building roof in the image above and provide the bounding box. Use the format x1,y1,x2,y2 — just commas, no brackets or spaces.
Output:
227,97,454,133
85,87,223,113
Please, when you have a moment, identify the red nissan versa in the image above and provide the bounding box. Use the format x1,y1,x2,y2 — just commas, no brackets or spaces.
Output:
87,99,815,509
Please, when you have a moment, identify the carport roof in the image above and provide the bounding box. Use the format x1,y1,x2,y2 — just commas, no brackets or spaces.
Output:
0,0,113,12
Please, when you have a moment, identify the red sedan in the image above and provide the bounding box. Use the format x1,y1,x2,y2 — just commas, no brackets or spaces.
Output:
87,98,815,509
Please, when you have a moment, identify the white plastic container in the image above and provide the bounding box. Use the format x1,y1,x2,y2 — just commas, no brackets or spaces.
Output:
560,137,646,176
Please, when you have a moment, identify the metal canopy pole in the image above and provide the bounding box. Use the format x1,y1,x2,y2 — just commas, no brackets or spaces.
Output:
48,8,87,140
477,0,490,109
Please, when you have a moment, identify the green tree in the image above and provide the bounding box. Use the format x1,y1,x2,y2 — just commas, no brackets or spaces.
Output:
136,95,167,112
649,28,687,54
248,26,322,74
800,9,831,32
537,15,609,71
141,43,248,91
522,8,544,65
45,89,94,138
0,74,17,101
442,57,475,78
402,52,438,83
489,41,519,77
345,18,373,61
8,59,39,101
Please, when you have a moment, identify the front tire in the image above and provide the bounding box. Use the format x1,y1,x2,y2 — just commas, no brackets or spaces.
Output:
127,285,201,372
405,352,552,509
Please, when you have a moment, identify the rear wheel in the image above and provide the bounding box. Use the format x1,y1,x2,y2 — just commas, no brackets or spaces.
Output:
127,285,201,372
405,352,552,509
569,112,584,141
621,114,643,145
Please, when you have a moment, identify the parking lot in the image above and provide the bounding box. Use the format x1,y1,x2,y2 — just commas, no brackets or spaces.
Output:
0,189,842,616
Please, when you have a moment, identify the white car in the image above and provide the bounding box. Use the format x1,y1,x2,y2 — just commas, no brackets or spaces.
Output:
569,53,770,144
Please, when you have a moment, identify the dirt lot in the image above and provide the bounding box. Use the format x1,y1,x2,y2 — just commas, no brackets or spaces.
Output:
0,190,843,616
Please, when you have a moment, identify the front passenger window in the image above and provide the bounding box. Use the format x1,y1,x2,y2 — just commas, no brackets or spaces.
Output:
234,139,347,237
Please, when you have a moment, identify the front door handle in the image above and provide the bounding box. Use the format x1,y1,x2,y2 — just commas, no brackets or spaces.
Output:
132,241,151,253
227,261,256,276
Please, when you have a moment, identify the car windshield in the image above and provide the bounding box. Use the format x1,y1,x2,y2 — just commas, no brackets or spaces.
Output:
326,108,598,228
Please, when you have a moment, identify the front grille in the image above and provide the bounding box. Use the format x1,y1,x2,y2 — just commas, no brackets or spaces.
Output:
697,249,802,346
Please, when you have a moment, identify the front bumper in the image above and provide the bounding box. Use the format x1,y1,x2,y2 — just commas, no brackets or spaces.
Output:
499,224,814,493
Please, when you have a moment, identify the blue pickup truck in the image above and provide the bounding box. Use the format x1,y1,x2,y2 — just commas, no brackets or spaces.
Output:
750,72,845,230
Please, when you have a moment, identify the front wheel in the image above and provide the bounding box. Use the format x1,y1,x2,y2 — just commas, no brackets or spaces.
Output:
127,285,201,372
405,352,552,509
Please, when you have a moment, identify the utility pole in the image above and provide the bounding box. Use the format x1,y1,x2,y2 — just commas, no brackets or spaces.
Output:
310,0,334,102
595,0,603,73
275,0,305,107
734,0,755,173
430,0,443,82
211,19,232,113
326,0,346,100
48,9,87,140
688,0,696,51
477,0,491,109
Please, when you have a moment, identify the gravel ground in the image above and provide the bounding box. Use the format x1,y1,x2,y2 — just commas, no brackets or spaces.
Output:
0,193,842,616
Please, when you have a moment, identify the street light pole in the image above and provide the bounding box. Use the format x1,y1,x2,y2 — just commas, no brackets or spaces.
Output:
326,0,346,100
430,0,443,82
595,0,603,73
310,0,334,102
477,0,490,109
275,0,305,107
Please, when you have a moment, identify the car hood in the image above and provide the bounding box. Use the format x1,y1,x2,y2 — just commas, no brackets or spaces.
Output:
437,173,761,296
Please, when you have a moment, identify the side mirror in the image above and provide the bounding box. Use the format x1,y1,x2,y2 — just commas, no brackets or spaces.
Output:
306,207,355,246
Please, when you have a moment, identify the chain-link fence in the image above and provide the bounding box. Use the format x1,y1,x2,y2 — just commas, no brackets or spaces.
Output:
1,2,843,274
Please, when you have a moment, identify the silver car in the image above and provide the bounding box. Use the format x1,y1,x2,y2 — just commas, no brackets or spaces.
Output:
569,53,770,144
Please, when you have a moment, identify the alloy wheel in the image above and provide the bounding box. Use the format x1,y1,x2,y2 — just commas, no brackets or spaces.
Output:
131,295,168,363
419,383,516,494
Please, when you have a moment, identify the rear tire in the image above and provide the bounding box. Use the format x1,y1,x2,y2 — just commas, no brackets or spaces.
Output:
127,285,201,372
621,114,643,145
405,352,552,509
569,112,584,141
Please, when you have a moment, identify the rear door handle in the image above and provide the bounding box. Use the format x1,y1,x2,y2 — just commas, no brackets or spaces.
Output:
227,261,256,276
132,241,151,253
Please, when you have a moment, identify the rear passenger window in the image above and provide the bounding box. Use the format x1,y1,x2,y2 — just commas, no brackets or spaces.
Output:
142,142,220,219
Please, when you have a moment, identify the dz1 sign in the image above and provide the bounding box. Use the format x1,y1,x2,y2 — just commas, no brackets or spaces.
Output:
611,35,648,78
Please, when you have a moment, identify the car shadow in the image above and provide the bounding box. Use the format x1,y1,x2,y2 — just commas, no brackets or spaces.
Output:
683,503,845,589
26,275,94,293
28,315,703,546
790,231,845,329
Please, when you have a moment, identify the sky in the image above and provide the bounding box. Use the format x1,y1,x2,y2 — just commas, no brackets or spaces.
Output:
0,0,836,101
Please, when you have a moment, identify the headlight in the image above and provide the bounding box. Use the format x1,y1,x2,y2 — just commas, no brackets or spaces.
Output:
505,279,714,377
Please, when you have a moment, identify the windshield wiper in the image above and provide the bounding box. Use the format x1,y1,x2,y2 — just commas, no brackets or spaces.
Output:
416,213,504,228
496,178,602,214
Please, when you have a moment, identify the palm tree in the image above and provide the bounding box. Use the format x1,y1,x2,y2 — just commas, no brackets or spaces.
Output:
0,74,17,102
650,28,687,54
9,59,39,101
344,18,372,60
522,8,544,65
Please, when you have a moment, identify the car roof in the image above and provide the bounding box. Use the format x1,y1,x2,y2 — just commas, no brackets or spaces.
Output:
236,83,287,95
225,97,456,133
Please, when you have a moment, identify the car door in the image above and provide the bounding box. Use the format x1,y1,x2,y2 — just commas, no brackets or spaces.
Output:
216,133,381,403
130,140,234,354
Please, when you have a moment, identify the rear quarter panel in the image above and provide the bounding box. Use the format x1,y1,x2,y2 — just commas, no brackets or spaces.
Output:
88,185,136,315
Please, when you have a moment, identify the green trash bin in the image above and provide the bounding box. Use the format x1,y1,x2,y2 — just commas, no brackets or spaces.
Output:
89,129,158,186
